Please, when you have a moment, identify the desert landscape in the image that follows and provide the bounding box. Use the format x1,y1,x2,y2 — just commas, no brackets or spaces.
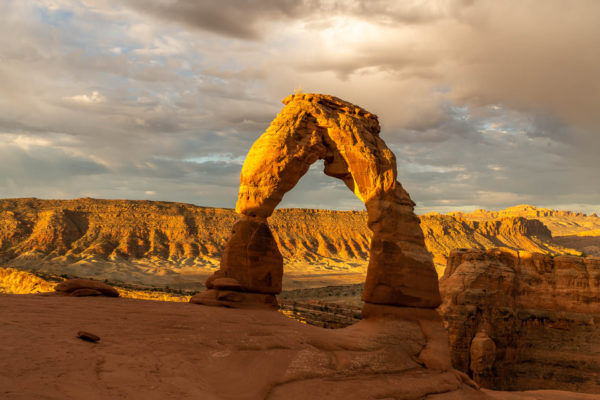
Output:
3,1,600,399
3,93,600,399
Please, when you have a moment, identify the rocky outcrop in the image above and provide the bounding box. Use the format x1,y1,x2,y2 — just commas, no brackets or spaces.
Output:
450,204,600,237
203,93,440,308
419,214,570,267
439,248,600,393
55,278,120,297
192,93,477,399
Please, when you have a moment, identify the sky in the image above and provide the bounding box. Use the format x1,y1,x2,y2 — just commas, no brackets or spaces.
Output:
1,0,599,214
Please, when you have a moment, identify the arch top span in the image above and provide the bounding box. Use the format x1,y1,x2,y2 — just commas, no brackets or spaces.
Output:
195,93,441,312
236,93,414,224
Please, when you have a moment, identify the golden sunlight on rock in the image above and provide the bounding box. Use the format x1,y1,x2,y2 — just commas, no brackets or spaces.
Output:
203,94,440,309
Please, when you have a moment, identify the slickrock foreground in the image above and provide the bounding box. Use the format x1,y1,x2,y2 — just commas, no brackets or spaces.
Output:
439,248,600,393
1,294,598,400
204,93,440,308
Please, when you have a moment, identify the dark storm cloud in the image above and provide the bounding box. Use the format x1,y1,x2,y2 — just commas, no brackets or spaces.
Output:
0,139,108,184
122,0,311,40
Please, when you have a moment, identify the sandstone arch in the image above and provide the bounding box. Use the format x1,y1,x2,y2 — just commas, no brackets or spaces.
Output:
195,93,441,311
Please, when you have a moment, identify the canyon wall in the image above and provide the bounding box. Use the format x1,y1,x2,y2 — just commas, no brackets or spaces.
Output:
419,213,572,267
439,248,600,393
450,205,600,257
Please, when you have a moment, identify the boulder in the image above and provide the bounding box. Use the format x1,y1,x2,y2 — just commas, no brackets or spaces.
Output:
189,289,278,309
55,279,119,297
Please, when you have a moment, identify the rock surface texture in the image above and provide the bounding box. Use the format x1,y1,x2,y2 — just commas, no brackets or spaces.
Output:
439,248,600,393
205,93,441,308
1,294,597,400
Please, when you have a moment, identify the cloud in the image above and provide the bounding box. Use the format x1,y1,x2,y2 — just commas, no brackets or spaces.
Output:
0,134,108,187
0,0,598,214
64,90,105,104
122,0,311,40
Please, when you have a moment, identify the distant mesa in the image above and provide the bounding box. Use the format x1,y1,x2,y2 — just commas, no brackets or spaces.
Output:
199,93,441,310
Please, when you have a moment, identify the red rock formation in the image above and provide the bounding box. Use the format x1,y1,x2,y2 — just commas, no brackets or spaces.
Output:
420,214,565,267
203,93,440,308
55,278,120,297
206,217,283,294
439,248,600,393
450,204,600,237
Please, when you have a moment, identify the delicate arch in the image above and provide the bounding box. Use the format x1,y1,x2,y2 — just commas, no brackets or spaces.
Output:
197,94,441,310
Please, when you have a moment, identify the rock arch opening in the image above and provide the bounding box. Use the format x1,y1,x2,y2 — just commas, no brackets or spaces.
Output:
192,93,441,314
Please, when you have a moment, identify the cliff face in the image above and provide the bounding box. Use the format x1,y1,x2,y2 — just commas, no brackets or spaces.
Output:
419,213,569,267
439,248,600,392
0,198,592,289
0,198,371,263
0,198,371,289
450,204,600,237
448,205,600,257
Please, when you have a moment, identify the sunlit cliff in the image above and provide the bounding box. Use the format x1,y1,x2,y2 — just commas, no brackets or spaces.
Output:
0,198,597,291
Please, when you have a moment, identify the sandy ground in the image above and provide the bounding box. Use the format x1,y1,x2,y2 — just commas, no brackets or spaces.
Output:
1,294,598,400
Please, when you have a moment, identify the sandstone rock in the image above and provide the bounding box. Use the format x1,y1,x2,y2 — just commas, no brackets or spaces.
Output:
419,214,559,269
206,216,283,294
70,288,103,297
439,248,600,392
207,93,441,308
470,332,496,377
361,303,453,371
55,279,119,297
2,294,496,399
77,330,100,342
189,289,278,309
210,277,242,291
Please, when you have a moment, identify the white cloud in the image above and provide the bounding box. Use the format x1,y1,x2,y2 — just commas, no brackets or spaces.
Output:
64,91,105,104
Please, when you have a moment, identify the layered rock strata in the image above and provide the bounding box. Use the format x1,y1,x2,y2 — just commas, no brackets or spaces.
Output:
439,248,600,392
0,199,592,288
202,93,441,309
